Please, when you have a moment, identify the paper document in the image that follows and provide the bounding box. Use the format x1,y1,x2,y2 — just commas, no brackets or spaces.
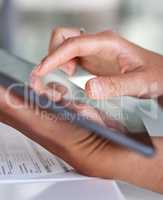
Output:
0,123,88,183
0,124,126,200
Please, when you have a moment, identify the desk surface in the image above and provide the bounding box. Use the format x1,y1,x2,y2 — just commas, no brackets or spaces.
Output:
0,179,162,200
0,180,125,200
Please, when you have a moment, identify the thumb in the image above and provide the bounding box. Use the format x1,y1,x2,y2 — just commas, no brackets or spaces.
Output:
85,72,147,99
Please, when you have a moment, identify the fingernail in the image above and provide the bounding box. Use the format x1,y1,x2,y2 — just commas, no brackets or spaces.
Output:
31,64,42,78
80,28,86,34
86,79,103,99
33,63,43,74
32,56,49,75
46,89,62,102
54,91,62,101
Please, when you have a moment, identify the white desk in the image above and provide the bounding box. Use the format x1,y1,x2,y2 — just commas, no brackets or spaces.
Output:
0,180,125,200
0,179,162,200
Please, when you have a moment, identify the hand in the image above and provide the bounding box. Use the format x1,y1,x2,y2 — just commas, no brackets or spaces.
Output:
31,27,163,99
0,85,128,179
0,85,163,193
27,28,163,193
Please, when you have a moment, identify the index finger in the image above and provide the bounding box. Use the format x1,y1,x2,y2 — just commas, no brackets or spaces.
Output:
33,35,99,76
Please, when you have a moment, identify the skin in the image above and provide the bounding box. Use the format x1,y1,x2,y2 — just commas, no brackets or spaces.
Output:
0,86,163,193
31,28,163,99
0,27,163,193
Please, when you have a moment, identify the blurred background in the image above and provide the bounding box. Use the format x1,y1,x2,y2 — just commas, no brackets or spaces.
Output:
0,0,163,64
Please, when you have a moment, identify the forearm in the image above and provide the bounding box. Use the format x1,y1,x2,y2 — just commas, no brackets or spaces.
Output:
115,137,163,193
1,87,163,193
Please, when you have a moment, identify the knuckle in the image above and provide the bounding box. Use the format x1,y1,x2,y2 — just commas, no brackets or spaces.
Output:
142,69,160,95
107,77,121,96
65,37,76,44
64,38,75,49
99,29,117,39
51,28,57,36
64,37,81,54
65,37,78,45
142,69,156,85
142,71,150,83
97,30,119,48
105,29,116,37
51,27,63,36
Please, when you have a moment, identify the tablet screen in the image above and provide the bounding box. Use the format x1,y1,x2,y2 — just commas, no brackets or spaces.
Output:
0,49,155,155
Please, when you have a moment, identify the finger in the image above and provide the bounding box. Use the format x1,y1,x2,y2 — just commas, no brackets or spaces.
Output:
97,110,129,133
30,74,45,95
46,82,68,96
30,75,63,101
48,27,81,75
34,35,99,76
85,72,147,99
59,59,77,76
48,27,81,53
42,82,68,102
70,103,106,126
44,87,62,102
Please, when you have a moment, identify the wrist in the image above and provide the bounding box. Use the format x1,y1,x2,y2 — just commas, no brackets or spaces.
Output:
113,138,163,193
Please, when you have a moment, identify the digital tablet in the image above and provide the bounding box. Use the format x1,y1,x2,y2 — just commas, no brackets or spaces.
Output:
0,51,155,156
